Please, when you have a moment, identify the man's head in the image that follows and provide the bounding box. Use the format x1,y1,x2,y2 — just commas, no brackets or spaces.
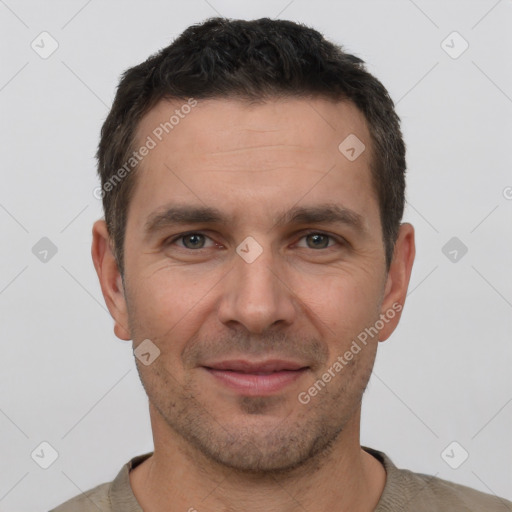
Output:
96,17,406,275
92,18,415,475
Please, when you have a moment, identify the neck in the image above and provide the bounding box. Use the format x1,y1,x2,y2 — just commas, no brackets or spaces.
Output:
130,404,386,512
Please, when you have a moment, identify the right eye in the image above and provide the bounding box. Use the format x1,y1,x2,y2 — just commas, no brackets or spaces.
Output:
165,232,218,250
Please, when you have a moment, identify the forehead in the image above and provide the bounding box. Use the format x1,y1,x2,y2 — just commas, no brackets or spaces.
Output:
136,96,371,161
129,96,377,232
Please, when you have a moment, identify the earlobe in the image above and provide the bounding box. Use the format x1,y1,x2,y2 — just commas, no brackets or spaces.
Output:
91,220,131,341
378,223,415,342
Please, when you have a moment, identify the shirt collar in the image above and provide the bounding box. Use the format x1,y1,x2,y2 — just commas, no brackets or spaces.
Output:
109,446,398,511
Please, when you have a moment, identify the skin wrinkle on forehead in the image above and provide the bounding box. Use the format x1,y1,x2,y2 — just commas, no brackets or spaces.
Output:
205,143,309,155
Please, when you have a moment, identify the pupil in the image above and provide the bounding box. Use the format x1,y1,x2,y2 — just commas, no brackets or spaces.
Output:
186,234,203,248
309,234,327,248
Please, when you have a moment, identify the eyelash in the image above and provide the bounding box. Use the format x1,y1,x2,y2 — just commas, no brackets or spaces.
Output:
165,230,345,251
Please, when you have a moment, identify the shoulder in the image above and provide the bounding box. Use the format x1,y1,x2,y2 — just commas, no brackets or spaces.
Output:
363,446,512,512
397,467,512,511
49,452,152,512
49,482,111,512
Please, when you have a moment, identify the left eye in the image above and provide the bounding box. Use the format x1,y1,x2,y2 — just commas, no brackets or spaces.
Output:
296,232,338,249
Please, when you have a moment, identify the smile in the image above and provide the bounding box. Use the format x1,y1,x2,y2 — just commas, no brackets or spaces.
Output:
202,363,309,396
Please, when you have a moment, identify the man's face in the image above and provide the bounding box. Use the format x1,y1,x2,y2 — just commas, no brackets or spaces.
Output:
112,97,401,473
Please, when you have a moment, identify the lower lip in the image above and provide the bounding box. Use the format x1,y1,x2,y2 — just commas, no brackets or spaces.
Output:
204,368,308,395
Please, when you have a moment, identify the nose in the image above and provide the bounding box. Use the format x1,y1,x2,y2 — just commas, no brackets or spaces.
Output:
216,243,297,334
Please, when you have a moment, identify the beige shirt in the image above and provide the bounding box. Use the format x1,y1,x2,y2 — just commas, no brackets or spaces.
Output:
50,446,512,511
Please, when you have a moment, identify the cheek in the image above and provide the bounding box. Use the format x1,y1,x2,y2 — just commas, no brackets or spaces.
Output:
296,269,382,339
126,266,218,345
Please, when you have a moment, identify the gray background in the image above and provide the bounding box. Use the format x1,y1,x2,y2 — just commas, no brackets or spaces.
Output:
1,0,511,510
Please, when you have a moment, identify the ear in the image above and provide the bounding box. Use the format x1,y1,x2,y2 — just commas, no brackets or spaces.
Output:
378,223,415,342
91,219,131,341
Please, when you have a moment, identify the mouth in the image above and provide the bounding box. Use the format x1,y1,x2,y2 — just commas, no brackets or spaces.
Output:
202,359,310,395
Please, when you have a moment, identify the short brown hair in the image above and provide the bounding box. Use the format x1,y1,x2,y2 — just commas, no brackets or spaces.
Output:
96,17,406,274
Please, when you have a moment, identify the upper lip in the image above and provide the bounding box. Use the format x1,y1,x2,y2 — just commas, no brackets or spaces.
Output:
203,359,308,373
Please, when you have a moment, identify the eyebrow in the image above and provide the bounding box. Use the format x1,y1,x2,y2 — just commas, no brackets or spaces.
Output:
144,203,366,236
